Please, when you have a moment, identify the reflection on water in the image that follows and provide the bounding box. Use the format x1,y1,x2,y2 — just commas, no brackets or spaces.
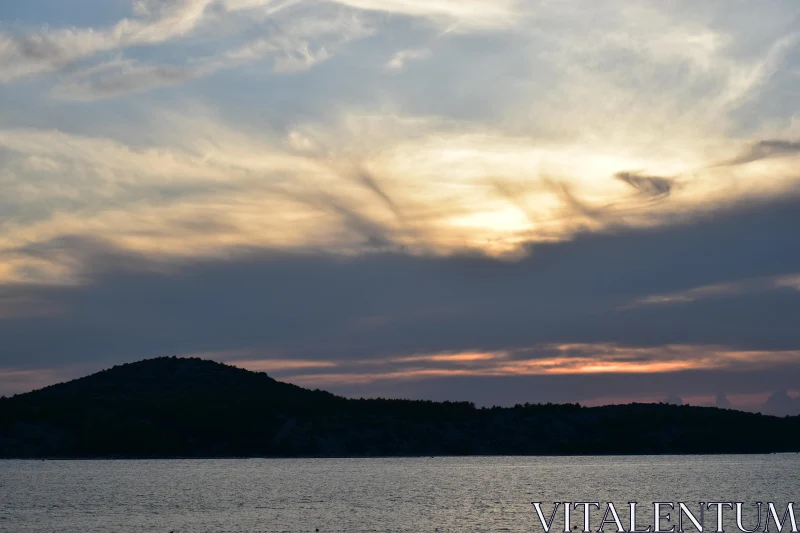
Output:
1,455,798,533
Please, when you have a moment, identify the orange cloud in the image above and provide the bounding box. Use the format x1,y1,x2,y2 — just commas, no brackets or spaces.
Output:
393,351,505,364
271,344,800,388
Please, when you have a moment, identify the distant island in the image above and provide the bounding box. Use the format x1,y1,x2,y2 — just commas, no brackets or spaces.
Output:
1,357,798,458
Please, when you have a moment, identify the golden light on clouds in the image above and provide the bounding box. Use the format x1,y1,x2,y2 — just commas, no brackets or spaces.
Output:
214,344,800,389
396,352,502,364
0,0,798,285
3,112,799,285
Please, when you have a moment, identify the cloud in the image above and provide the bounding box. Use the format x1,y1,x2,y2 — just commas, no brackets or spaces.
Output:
49,6,374,100
613,171,674,200
1,194,799,402
719,140,800,167
327,0,519,31
386,49,430,70
1,103,800,284
52,59,198,100
0,0,514,89
761,390,800,417
0,0,372,93
0,0,214,82
716,392,732,409
629,274,800,308
246,344,800,392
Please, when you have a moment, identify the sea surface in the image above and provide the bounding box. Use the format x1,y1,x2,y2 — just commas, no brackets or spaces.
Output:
1,455,798,533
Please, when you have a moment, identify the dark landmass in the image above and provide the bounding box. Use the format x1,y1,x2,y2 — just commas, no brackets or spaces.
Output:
1,357,799,458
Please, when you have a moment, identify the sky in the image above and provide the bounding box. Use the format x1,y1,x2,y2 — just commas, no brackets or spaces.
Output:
1,0,800,414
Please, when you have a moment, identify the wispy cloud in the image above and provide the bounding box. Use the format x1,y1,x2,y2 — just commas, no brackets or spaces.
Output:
613,171,674,201
0,0,514,88
256,343,800,388
629,274,800,308
50,6,374,100
327,0,520,31
717,140,800,167
386,48,430,70
0,0,214,82
52,59,198,100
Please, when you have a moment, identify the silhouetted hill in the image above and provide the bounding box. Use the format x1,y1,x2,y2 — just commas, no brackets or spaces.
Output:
1,357,799,458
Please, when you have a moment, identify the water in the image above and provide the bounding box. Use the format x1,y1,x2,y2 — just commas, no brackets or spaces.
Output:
1,455,798,533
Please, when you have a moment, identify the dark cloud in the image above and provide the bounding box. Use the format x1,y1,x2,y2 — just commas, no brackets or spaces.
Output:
551,180,608,221
614,171,674,199
718,140,800,166
762,390,800,416
715,392,733,409
1,194,799,403
353,168,405,223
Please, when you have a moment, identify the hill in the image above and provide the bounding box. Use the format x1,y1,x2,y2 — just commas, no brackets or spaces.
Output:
1,357,798,458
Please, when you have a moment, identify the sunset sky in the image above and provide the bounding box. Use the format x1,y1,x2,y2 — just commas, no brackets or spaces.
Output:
1,0,799,412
